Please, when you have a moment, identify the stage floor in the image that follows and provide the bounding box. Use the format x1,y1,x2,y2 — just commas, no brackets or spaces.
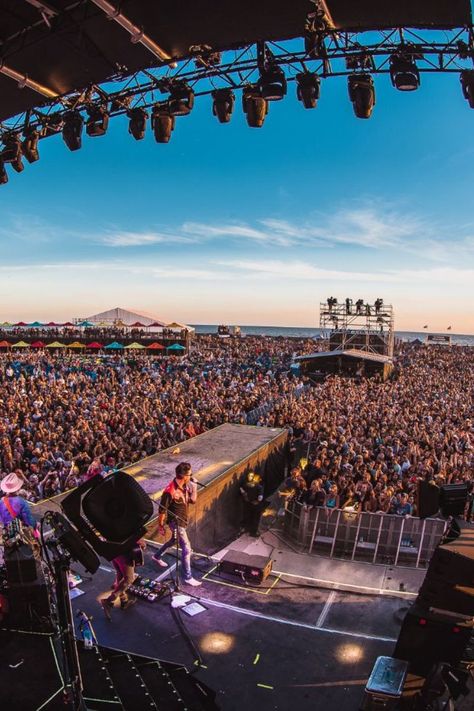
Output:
64,541,474,711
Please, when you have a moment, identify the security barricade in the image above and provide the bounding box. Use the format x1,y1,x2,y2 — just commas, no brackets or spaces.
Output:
283,499,447,568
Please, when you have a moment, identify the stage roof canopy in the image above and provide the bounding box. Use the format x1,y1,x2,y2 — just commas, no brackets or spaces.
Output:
0,1,472,123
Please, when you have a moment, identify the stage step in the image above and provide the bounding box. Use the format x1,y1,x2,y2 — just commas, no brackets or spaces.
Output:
130,655,189,711
77,643,122,710
99,647,159,710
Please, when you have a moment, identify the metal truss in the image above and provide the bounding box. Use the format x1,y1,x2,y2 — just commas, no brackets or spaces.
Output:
320,299,394,357
1,24,474,142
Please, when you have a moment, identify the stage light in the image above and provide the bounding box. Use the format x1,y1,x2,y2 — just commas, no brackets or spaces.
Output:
242,85,268,128
460,70,474,108
259,65,287,101
390,55,420,91
212,88,235,123
0,158,8,185
169,81,195,116
22,128,40,163
42,113,63,138
62,111,84,151
128,107,148,140
2,134,24,173
151,103,175,142
61,470,153,560
296,72,321,109
347,73,375,118
86,105,110,136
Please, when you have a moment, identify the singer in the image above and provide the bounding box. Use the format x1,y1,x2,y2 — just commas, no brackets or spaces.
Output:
150,462,201,586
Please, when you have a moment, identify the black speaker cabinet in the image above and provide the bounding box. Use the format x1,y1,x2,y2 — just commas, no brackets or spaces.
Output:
417,523,474,617
5,544,38,584
416,480,440,519
394,604,472,676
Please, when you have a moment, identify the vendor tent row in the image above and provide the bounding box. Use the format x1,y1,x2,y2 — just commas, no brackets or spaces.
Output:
0,340,186,351
0,321,187,328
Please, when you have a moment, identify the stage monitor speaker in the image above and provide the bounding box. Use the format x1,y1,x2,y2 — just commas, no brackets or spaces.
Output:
417,523,474,617
82,470,154,542
439,483,468,517
394,604,472,676
217,550,273,584
5,544,38,584
416,480,440,519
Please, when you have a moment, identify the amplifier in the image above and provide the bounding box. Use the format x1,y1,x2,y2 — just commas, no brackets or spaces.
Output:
5,544,38,584
217,550,273,584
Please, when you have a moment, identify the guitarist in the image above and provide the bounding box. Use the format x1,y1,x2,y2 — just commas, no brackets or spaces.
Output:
104,539,146,611
0,473,38,533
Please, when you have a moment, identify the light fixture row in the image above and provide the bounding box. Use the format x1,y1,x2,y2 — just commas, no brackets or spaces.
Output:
2,64,474,184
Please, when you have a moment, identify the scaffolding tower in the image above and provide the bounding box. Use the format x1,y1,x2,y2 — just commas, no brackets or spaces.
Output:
319,298,394,357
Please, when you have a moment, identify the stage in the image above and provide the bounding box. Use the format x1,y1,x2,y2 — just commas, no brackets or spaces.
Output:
33,424,289,555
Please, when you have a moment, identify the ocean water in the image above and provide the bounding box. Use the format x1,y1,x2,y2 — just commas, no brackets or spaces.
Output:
192,325,474,346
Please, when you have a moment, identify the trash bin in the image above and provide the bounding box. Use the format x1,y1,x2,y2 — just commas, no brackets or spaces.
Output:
361,656,409,710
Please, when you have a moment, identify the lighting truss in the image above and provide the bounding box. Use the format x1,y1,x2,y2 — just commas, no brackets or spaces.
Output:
1,24,474,168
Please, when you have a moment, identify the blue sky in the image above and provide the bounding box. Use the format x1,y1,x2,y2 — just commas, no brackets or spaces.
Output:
1,58,474,331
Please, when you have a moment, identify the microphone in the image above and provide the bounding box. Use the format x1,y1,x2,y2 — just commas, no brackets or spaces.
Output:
190,476,207,489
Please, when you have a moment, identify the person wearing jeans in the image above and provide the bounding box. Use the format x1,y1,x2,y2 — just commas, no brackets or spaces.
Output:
151,462,201,586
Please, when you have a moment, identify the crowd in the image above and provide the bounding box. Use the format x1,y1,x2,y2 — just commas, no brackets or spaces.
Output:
0,337,473,520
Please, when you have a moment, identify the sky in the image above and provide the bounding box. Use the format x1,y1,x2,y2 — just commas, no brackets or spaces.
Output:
1,45,474,332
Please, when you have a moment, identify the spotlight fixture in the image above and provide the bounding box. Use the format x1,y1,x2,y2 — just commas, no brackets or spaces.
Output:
151,103,175,143
2,134,24,173
127,107,148,140
169,82,194,116
296,72,321,109
259,65,287,101
62,111,84,151
242,85,268,128
390,54,420,91
42,113,64,138
22,127,40,163
0,158,8,185
212,88,235,123
460,70,474,108
86,105,110,136
347,73,375,118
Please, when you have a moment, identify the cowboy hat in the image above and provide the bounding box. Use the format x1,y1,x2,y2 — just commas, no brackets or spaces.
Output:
0,472,23,494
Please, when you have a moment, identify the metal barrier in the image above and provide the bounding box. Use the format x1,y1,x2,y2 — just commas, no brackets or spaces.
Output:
283,499,447,568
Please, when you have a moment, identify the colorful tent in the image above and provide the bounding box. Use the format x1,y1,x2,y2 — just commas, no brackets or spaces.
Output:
148,322,164,328
147,342,165,350
28,321,43,327
86,342,103,349
46,341,66,348
78,321,93,327
14,322,28,327
30,340,46,348
68,341,86,348
12,341,29,347
104,341,124,350
166,321,195,332
62,322,75,327
167,343,186,351
0,340,11,348
130,321,146,327
45,321,59,327
124,342,145,349
0,322,12,327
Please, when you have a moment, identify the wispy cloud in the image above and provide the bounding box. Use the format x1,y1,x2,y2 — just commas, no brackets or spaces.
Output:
100,231,195,247
0,261,229,280
216,258,474,285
